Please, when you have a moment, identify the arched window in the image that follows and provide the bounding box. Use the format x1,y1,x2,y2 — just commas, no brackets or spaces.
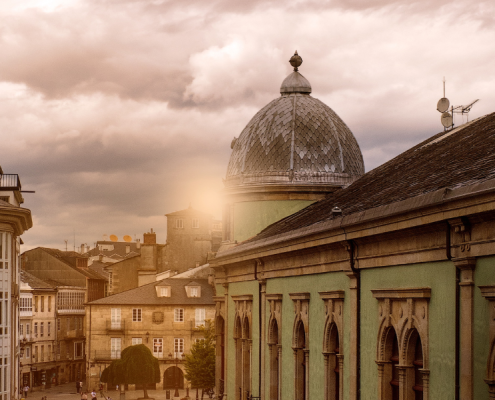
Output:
242,318,251,400
234,316,242,400
295,321,306,400
324,323,341,400
269,320,280,400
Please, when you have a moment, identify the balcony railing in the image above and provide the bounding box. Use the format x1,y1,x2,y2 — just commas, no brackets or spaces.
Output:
0,174,21,191
106,320,125,332
92,350,121,361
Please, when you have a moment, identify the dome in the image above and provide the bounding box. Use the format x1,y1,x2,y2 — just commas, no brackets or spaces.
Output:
225,52,364,190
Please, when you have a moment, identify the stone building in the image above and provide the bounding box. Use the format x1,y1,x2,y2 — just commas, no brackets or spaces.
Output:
85,278,215,391
19,270,87,387
163,207,222,271
210,54,495,400
109,208,221,295
0,167,32,400
21,248,106,303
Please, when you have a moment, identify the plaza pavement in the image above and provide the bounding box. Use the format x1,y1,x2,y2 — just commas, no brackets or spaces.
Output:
23,382,198,400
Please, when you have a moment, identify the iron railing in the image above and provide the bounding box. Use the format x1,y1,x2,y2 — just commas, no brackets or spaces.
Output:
0,174,21,190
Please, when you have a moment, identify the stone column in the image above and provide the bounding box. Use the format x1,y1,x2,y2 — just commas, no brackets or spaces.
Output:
346,272,359,400
454,257,476,400
304,350,309,400
337,354,344,400
420,369,430,400
223,283,229,399
322,353,329,400
277,345,282,400
375,361,385,400
293,349,298,400
260,280,267,400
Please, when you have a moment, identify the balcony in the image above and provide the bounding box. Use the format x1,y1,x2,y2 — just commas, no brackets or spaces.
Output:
0,174,21,191
92,350,121,361
106,320,125,332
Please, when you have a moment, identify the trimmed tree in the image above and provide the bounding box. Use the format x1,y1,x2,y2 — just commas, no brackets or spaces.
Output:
101,344,160,399
184,324,215,399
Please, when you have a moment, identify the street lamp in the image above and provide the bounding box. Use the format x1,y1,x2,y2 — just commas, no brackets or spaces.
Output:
168,353,180,398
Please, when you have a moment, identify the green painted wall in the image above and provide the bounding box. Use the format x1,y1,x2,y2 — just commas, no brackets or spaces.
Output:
217,258,494,400
360,261,456,400
266,273,351,400
226,281,261,400
233,200,314,242
474,256,495,400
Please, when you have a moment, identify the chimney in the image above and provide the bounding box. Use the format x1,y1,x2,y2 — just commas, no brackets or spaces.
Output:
126,245,130,254
136,239,141,249
143,229,156,245
80,244,84,254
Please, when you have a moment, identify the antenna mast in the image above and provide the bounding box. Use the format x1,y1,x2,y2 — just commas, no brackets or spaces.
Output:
436,77,479,131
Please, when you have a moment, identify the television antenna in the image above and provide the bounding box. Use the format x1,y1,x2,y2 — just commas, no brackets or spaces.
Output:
436,77,479,131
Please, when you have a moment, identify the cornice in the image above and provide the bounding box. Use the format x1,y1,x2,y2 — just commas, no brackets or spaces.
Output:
213,177,495,266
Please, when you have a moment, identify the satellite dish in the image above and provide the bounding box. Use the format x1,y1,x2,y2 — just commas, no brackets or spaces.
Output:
109,234,118,242
123,235,132,242
441,112,453,128
437,98,450,113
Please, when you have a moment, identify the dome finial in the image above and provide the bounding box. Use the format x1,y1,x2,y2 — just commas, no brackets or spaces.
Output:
289,51,303,72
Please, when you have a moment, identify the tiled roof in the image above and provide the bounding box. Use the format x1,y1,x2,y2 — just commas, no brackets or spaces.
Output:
84,241,141,258
20,270,56,289
87,278,214,306
34,247,106,280
166,207,212,217
225,92,364,188
242,112,495,244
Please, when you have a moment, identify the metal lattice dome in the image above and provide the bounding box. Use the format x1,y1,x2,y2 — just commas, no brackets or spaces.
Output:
225,53,365,190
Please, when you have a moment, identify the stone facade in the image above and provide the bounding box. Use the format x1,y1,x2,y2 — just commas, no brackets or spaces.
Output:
85,278,215,391
0,166,33,400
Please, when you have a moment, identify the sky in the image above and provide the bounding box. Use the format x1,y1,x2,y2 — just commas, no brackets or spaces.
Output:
1,0,495,251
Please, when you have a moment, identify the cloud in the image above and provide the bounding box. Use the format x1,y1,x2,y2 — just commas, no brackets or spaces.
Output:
1,0,495,251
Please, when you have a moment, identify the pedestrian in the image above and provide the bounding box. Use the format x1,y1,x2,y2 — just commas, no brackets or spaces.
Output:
91,389,97,400
80,382,84,393
76,382,80,394
81,393,88,400
115,385,118,392
23,386,29,398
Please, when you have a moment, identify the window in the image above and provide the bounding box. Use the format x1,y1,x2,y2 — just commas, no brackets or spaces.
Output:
372,288,430,400
153,338,163,357
195,308,205,327
111,308,121,329
40,322,44,337
174,338,184,358
176,219,184,229
192,218,199,228
26,323,30,335
34,296,38,312
111,338,121,359
34,322,38,336
74,342,83,359
57,318,60,331
41,296,44,312
160,287,169,297
48,345,52,360
48,322,51,337
132,338,142,345
20,324,23,336
26,347,30,358
41,345,44,362
48,296,51,312
190,287,199,297
20,297,32,313
132,308,142,322
174,308,184,322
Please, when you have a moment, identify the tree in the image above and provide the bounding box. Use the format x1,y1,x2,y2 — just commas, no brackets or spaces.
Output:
184,323,216,399
101,344,160,399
